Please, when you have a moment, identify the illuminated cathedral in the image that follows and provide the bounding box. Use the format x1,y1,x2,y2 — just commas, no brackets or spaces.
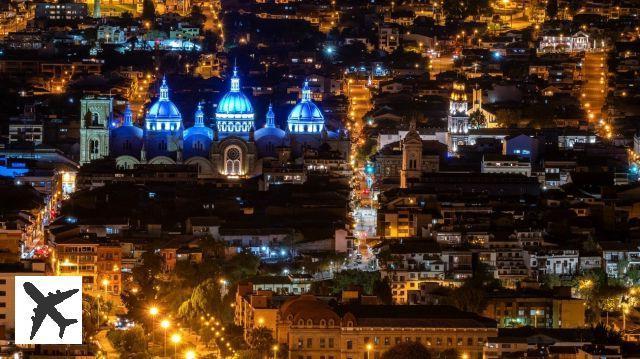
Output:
79,70,349,178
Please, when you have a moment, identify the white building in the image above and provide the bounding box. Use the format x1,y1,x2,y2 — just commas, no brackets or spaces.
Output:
0,262,46,337
97,25,126,44
481,154,532,177
538,31,596,53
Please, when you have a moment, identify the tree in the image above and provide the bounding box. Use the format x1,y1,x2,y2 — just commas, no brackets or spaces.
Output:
331,270,379,294
546,0,558,19
177,278,223,324
246,327,274,358
442,0,466,20
107,326,148,356
372,277,393,305
381,341,431,359
141,0,155,22
468,110,487,129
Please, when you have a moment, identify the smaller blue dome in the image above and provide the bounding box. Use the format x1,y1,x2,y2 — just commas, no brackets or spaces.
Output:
184,103,214,141
288,102,324,123
111,104,143,157
287,81,325,134
255,127,285,141
146,77,183,128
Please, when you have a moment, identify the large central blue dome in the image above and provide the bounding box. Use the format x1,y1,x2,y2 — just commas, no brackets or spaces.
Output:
215,68,255,136
216,68,254,115
216,91,254,114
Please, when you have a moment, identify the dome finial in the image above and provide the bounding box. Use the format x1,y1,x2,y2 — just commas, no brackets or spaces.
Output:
266,103,275,128
160,75,169,101
230,66,240,92
195,101,205,126
302,80,312,102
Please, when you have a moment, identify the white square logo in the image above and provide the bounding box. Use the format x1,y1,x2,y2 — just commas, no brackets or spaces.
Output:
15,276,83,344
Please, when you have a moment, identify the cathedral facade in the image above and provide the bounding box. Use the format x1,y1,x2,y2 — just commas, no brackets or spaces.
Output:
79,70,350,178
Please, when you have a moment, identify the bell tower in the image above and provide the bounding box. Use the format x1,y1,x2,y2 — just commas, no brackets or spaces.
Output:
80,96,112,165
400,121,423,189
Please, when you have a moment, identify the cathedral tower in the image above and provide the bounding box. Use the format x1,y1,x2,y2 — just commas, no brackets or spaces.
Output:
80,96,112,165
400,121,423,189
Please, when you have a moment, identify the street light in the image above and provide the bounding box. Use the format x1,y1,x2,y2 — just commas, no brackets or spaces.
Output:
272,344,279,359
365,343,373,359
101,279,109,295
171,333,182,358
219,279,227,297
185,350,196,359
161,320,170,357
149,306,159,344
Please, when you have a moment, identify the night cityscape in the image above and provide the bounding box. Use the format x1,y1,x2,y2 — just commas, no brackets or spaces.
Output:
0,0,640,357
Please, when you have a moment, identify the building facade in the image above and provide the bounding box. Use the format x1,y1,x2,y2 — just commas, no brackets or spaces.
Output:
79,71,350,178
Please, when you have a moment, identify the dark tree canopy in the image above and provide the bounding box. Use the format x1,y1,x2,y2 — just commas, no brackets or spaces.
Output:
381,341,431,359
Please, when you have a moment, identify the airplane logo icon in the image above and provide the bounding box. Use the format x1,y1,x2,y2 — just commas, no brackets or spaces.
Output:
23,282,79,340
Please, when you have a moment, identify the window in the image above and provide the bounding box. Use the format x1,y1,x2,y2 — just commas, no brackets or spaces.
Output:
158,140,167,151
329,338,334,348
297,338,303,349
307,338,312,348
89,138,100,160
320,338,326,348
225,146,242,175
347,340,353,350
0,280,6,285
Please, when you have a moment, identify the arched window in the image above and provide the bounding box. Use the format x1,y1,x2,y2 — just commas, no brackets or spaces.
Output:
224,146,242,175
297,319,304,326
319,319,326,327
92,113,100,126
194,141,204,151
306,319,313,327
89,139,100,160
328,319,334,327
123,140,131,151
158,141,167,151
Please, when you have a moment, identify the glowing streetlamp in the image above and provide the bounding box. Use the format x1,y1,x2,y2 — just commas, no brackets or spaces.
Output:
272,344,279,359
149,306,159,343
365,343,373,359
161,320,171,357
101,279,109,295
171,333,182,358
185,350,196,359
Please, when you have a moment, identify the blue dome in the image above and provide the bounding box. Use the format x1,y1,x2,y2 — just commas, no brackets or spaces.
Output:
288,101,324,123
216,68,254,115
146,77,183,128
111,104,143,157
184,103,214,141
216,91,254,115
287,81,325,134
147,101,182,120
255,127,285,141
